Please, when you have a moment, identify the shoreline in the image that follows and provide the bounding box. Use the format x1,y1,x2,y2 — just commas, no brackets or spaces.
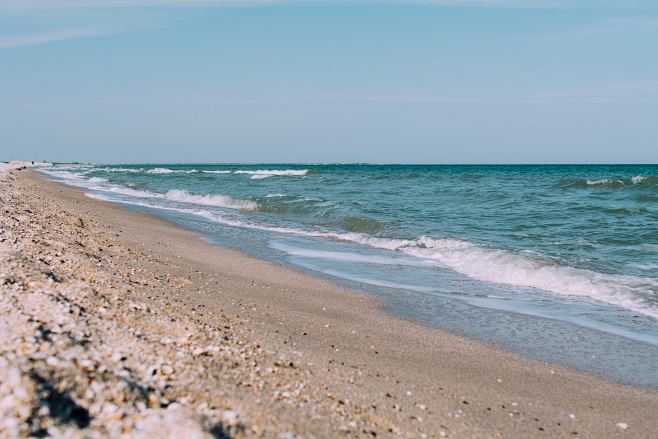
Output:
2,168,658,437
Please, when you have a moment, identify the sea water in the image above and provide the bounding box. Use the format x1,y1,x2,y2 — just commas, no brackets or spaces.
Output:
40,164,658,387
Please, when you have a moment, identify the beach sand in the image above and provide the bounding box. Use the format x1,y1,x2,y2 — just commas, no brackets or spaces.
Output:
1,168,657,438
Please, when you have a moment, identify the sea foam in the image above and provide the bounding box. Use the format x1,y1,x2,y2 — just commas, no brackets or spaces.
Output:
584,176,654,186
163,189,258,210
40,168,256,211
147,168,197,174
93,167,143,173
558,175,656,188
234,170,308,179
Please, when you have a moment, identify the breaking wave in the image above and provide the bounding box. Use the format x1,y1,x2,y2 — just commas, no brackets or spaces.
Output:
48,166,309,179
92,167,143,173
39,168,257,210
163,189,258,210
101,186,257,210
147,168,197,174
558,175,657,188
234,169,308,179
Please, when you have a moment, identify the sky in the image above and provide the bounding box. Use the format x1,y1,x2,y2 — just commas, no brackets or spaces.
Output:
1,1,657,164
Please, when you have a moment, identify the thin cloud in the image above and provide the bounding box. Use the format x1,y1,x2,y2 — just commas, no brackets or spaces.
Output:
1,0,656,10
85,82,658,106
0,0,279,10
0,28,111,49
565,16,658,37
386,82,658,104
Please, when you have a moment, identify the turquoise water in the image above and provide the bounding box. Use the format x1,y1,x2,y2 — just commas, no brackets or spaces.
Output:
41,164,658,387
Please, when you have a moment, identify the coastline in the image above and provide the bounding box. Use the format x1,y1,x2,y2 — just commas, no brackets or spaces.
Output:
2,168,657,438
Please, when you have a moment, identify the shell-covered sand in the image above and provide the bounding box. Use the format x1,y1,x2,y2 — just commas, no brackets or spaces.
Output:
1,168,657,438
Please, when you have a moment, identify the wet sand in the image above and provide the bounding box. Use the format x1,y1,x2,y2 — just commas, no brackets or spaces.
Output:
2,168,657,438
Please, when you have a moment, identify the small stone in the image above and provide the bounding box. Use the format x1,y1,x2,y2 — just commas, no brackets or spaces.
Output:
616,422,628,430
222,410,238,425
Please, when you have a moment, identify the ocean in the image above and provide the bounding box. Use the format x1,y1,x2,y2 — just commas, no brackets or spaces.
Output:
40,164,658,387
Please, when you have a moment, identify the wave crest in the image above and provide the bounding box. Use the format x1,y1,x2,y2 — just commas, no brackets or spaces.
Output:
147,168,197,174
559,175,657,188
164,189,258,210
234,169,308,179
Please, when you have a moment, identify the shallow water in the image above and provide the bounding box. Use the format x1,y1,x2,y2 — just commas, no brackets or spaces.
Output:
40,164,658,387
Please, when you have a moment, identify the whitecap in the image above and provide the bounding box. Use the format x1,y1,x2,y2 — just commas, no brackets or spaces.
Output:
94,167,143,173
234,169,308,179
586,179,611,186
163,189,258,210
147,168,197,174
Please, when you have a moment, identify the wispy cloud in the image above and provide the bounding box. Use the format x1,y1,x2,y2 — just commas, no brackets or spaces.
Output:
0,0,277,10
2,1,656,49
565,16,658,37
0,7,161,49
298,82,658,104
0,28,112,49
487,82,658,103
1,0,656,10
79,82,658,106
397,82,658,104
304,82,658,104
397,0,647,8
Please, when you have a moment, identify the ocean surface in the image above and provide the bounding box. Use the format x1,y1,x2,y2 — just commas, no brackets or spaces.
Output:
40,164,658,387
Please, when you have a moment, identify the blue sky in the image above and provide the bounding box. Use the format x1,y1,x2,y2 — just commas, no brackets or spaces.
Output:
1,1,657,163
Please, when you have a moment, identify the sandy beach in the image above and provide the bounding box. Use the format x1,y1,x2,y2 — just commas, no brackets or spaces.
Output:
1,167,657,438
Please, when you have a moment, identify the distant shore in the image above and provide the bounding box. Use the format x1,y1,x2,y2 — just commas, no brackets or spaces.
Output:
1,168,657,438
